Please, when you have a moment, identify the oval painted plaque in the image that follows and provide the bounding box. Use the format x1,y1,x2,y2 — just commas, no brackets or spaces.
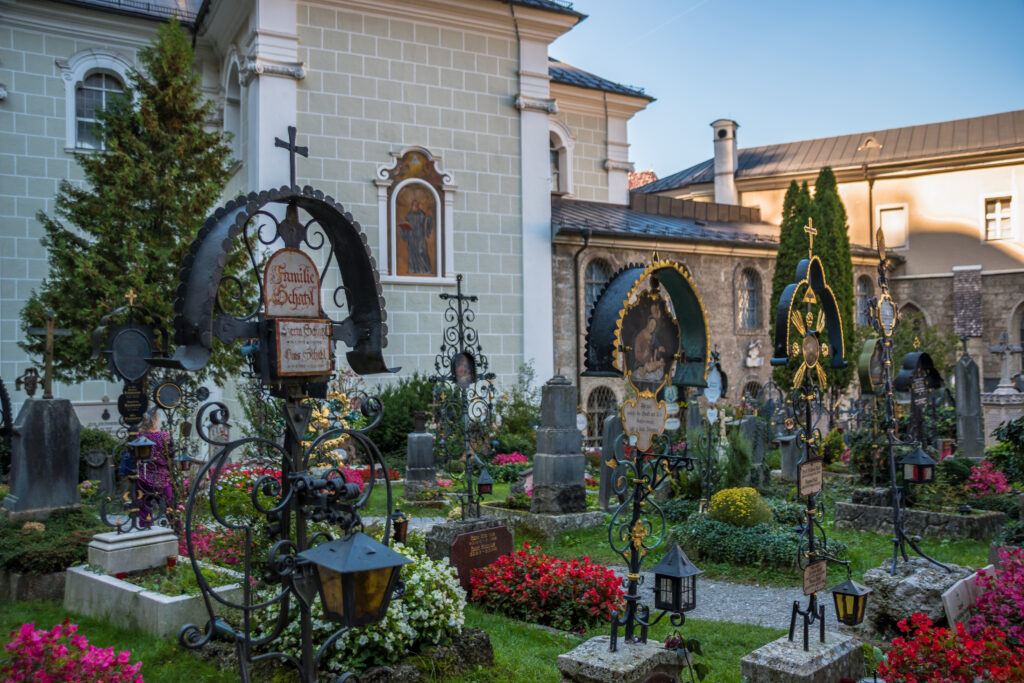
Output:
264,248,321,318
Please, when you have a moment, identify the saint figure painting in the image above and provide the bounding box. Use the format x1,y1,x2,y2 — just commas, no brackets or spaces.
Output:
620,291,680,396
395,183,438,276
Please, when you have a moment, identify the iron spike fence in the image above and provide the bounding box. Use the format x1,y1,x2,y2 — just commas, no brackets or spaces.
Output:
429,274,496,519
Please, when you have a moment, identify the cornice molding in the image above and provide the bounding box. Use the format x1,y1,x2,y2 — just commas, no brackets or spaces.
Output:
240,58,306,85
516,95,558,114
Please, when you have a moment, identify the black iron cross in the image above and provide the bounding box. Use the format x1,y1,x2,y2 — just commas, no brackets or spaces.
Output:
275,126,308,188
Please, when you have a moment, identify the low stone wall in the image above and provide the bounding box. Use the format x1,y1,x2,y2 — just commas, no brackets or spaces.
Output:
64,561,243,638
480,504,605,541
0,570,65,602
850,488,892,507
834,502,1005,540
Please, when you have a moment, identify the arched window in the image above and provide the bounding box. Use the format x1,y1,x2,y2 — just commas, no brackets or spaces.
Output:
856,276,874,327
57,49,132,151
737,268,761,329
900,303,926,334
585,385,616,447
549,120,574,195
223,58,242,160
584,258,612,321
742,380,761,400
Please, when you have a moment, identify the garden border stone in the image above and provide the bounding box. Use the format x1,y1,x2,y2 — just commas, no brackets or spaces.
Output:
479,502,604,541
740,632,863,683
834,501,1005,540
64,560,243,638
0,569,65,602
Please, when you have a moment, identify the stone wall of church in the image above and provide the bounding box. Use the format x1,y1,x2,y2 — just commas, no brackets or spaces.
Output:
552,110,609,203
294,4,524,385
0,9,147,405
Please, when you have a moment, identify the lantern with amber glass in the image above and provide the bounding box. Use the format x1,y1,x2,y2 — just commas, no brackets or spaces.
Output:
296,532,412,629
128,434,155,461
830,576,872,626
650,543,702,614
900,446,936,484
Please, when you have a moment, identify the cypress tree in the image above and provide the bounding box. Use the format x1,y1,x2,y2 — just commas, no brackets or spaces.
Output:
812,167,855,396
770,181,815,388
20,19,238,384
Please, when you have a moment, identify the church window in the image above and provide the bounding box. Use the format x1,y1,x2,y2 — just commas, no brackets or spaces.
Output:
737,268,761,329
549,121,574,195
584,258,612,321
984,196,1013,241
223,58,243,161
742,380,761,400
58,49,132,152
550,143,561,193
585,385,616,448
856,276,874,327
878,205,908,249
375,147,456,284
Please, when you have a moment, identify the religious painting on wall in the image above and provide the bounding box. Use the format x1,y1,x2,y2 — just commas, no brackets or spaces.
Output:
620,291,680,397
378,147,453,281
394,181,438,277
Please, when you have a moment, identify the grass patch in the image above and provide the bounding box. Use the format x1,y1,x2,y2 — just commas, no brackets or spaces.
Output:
360,481,515,518
0,601,236,682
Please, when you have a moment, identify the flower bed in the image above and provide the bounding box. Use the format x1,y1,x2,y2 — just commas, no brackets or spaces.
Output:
2,620,143,682
469,544,624,632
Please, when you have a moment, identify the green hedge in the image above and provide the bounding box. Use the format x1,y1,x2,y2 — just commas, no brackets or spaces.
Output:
671,515,847,569
0,508,107,574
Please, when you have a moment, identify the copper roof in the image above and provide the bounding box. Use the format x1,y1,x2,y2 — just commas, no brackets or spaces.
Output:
638,109,1024,194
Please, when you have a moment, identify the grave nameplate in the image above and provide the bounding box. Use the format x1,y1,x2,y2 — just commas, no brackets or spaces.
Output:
264,248,321,318
154,381,182,410
274,319,332,376
802,559,827,595
117,381,148,425
450,526,513,591
621,396,667,452
798,458,823,497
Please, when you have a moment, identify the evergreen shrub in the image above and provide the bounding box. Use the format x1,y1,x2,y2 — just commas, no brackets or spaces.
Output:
765,497,805,527
0,509,106,574
672,515,847,569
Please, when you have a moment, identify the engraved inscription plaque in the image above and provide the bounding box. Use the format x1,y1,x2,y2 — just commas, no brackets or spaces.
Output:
449,526,513,591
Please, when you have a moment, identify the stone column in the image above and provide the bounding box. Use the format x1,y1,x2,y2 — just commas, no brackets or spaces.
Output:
404,412,436,499
531,376,585,514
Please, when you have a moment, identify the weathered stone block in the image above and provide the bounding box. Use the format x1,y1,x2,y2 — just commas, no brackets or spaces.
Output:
480,503,604,541
557,635,683,683
87,528,180,575
0,569,66,602
834,502,1005,540
740,633,863,683
860,557,972,635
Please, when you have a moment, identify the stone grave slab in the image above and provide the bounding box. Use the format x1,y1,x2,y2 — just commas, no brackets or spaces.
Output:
4,398,81,520
425,518,512,591
740,632,863,683
557,635,683,683
88,527,180,575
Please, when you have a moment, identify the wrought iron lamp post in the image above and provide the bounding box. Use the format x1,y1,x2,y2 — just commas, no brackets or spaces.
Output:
430,274,497,519
866,229,949,575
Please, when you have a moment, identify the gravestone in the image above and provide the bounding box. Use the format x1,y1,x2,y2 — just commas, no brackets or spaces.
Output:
3,399,82,520
598,414,625,511
685,389,703,433
404,411,437,499
531,376,586,514
955,343,985,458
778,434,800,481
83,448,115,496
737,416,764,464
425,517,513,590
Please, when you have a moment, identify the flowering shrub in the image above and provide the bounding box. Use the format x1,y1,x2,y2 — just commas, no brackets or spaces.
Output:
469,543,624,632
178,523,246,567
437,478,454,488
355,466,401,482
253,541,465,673
708,487,772,527
965,460,1011,497
490,452,531,483
2,620,143,682
968,547,1024,647
878,612,1024,682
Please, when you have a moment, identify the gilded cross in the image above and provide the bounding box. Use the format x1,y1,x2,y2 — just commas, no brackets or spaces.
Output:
26,310,72,399
125,289,137,307
804,217,817,257
274,126,308,188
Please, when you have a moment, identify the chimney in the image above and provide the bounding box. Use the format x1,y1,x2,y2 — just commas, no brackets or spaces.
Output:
711,119,739,205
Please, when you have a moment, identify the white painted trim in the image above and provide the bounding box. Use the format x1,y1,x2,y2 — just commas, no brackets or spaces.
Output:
549,118,575,196
57,49,133,153
389,178,444,281
980,191,1017,243
877,202,909,251
952,264,983,271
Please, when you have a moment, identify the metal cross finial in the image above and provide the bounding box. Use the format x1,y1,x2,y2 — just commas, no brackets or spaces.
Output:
804,217,817,257
125,289,137,307
26,310,72,399
913,336,921,350
274,126,309,188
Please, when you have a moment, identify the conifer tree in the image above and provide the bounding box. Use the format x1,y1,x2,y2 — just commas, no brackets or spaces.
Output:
812,167,855,396
770,181,815,389
20,19,237,384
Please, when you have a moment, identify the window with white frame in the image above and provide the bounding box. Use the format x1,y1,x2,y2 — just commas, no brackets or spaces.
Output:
737,267,761,329
57,49,133,152
878,205,908,249
985,197,1013,241
549,120,574,195
584,258,612,321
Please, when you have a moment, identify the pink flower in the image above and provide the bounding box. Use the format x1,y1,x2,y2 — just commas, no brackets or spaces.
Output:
965,461,1010,497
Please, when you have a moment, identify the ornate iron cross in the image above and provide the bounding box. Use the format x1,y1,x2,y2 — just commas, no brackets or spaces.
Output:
275,125,309,187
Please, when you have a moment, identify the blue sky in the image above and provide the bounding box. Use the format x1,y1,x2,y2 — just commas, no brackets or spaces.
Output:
550,0,1024,178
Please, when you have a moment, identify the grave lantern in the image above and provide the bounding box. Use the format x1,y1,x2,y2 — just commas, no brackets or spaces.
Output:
650,543,702,614
476,468,494,496
390,509,410,545
830,577,872,626
173,451,196,472
128,433,155,461
296,532,411,628
900,446,936,484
